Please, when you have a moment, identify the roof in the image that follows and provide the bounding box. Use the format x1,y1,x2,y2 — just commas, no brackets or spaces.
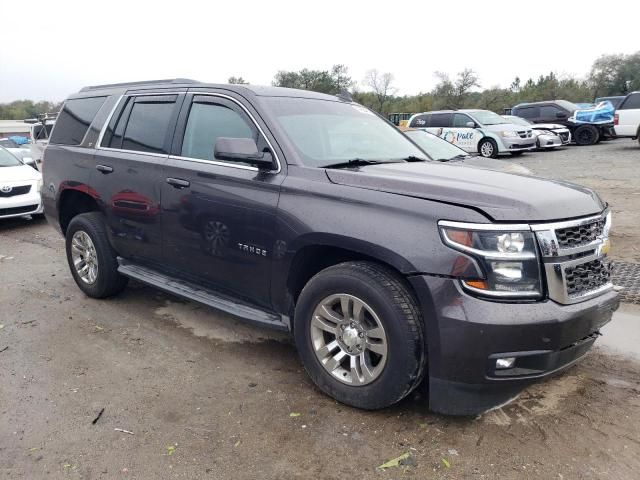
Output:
76,78,341,101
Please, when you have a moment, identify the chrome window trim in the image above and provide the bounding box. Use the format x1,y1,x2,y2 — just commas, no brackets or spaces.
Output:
173,92,282,174
438,220,531,232
96,91,186,156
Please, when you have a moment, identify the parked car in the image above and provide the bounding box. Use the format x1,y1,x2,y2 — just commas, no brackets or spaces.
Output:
43,79,619,415
388,112,413,127
511,100,615,145
614,91,640,145
595,96,626,109
407,109,536,158
400,127,532,174
0,146,43,219
0,137,36,168
502,115,570,149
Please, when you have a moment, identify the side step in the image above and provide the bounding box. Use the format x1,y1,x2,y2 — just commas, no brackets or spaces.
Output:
117,259,288,331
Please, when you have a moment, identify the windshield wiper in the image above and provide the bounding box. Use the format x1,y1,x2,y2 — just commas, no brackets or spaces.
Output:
399,155,428,162
321,158,387,169
434,154,470,162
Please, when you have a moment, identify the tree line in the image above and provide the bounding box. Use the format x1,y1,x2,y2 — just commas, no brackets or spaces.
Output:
1,51,637,120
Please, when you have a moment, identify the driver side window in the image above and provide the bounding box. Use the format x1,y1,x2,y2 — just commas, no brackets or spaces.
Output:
181,97,259,162
453,114,473,128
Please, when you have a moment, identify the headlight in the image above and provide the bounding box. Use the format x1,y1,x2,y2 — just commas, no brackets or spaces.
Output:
439,222,542,299
500,131,518,138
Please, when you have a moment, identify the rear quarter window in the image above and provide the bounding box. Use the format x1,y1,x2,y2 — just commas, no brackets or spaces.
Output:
620,93,640,110
49,96,108,145
409,114,430,128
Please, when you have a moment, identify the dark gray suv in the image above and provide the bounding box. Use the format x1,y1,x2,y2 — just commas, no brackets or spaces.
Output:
42,79,619,415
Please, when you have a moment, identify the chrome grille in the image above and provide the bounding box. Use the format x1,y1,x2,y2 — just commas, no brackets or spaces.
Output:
0,185,31,197
517,130,533,138
565,259,612,297
556,218,605,248
532,211,613,304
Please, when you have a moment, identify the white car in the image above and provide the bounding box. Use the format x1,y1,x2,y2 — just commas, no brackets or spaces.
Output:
0,146,43,219
0,138,36,169
407,109,536,158
502,115,570,149
614,92,640,145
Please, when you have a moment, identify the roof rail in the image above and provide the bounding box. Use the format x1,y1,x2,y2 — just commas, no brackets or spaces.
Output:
80,78,200,92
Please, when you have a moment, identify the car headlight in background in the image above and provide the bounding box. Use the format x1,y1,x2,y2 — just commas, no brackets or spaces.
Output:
500,131,518,138
439,221,542,299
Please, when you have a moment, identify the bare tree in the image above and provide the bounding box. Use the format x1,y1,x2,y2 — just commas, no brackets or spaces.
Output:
228,76,248,84
455,68,480,97
363,69,397,112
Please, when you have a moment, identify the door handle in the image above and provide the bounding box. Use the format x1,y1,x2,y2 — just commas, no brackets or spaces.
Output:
166,177,190,189
96,164,114,174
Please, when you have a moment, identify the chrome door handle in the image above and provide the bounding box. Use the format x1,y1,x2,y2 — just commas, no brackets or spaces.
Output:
166,177,190,189
96,164,114,174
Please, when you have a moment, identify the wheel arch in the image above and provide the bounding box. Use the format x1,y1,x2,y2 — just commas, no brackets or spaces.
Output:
58,187,102,234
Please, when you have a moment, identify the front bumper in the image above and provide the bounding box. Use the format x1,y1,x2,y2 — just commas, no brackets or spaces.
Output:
536,133,563,149
0,183,43,219
408,275,619,415
499,136,536,152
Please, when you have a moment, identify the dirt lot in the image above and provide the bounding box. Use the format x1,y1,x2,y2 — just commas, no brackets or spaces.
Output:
1,139,640,479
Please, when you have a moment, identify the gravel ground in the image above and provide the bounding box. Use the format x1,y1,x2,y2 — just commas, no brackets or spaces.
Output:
1,139,639,479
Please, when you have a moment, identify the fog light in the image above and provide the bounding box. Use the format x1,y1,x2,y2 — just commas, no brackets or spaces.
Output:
496,357,516,369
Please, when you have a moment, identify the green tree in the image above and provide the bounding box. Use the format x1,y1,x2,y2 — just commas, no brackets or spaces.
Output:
272,64,353,95
228,76,248,84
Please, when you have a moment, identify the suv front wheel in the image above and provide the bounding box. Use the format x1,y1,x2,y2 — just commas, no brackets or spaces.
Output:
65,212,128,298
294,261,426,409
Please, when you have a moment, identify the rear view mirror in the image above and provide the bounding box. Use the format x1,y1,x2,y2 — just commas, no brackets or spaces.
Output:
214,137,274,170
465,121,476,128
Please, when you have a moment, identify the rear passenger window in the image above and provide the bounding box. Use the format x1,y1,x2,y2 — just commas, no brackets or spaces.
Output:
102,95,177,154
516,107,539,119
409,114,429,128
620,93,640,109
429,113,452,128
181,98,256,161
50,96,107,145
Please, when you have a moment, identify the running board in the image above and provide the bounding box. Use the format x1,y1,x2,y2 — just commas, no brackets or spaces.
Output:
117,258,288,331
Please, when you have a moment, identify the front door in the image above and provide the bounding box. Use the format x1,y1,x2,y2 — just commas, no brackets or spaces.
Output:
94,93,181,265
161,93,283,308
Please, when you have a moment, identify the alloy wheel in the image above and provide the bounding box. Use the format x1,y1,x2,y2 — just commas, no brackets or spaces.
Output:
310,294,388,386
70,231,99,284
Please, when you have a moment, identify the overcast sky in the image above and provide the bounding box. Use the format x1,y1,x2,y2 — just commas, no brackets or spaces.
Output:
1,0,638,102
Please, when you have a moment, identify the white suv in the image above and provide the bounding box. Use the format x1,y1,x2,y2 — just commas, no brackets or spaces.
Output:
614,92,640,145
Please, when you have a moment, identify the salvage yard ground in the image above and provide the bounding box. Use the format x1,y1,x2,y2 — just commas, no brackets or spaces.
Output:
1,139,639,479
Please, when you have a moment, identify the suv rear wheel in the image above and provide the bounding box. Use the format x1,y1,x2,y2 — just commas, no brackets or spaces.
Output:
574,124,599,145
294,261,425,409
65,212,128,298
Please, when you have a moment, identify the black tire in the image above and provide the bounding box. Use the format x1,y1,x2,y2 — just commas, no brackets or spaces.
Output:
510,151,524,157
574,125,600,145
65,212,128,298
478,138,499,158
294,261,426,410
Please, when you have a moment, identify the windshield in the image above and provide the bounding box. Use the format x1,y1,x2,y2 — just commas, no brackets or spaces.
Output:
468,110,509,125
263,97,427,167
0,138,20,148
503,116,531,126
0,147,22,167
404,130,469,161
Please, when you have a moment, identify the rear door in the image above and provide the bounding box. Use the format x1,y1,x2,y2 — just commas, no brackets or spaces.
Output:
616,93,640,137
161,92,283,308
94,92,182,265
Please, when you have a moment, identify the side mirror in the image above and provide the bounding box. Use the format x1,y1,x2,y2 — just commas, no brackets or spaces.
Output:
214,137,274,170
555,112,567,119
22,157,36,169
465,121,476,128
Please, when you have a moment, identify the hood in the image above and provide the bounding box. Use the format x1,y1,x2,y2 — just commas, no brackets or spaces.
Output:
0,165,41,183
325,162,604,222
482,123,531,133
532,123,567,130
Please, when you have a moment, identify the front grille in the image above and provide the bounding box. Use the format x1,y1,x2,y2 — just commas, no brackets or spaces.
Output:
565,259,612,297
511,143,535,149
0,204,39,216
556,219,605,248
559,132,570,142
0,185,31,197
517,130,533,138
